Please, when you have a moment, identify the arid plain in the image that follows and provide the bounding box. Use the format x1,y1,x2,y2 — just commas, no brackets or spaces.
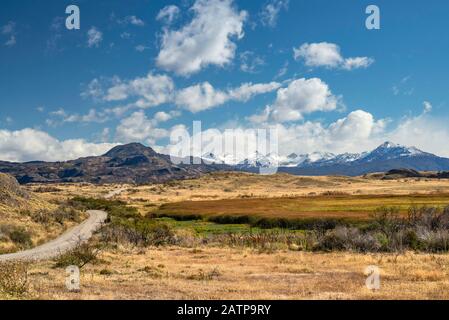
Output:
3,172,449,299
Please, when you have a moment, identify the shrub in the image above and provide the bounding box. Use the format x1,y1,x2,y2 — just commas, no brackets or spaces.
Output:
29,210,51,225
99,269,113,276
100,216,177,247
320,191,350,196
69,197,140,221
370,206,402,234
0,262,29,297
418,230,449,253
33,186,62,193
145,222,176,246
52,206,81,224
8,228,32,248
28,206,81,226
138,265,164,278
187,268,221,281
53,242,102,269
408,206,449,230
0,225,30,247
217,230,303,251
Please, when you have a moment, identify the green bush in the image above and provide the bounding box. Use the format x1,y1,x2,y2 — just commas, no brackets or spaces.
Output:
54,242,101,269
28,206,81,226
101,220,176,247
70,196,176,247
8,228,32,248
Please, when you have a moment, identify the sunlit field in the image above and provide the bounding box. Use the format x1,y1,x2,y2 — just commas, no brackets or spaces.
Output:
3,172,449,300
156,193,449,222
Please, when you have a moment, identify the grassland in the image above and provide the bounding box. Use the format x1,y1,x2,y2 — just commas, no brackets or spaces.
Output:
9,247,449,300
4,172,449,300
155,193,449,224
0,174,85,254
31,172,449,208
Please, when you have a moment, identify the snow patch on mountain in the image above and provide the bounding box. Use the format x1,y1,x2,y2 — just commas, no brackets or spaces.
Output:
201,142,433,169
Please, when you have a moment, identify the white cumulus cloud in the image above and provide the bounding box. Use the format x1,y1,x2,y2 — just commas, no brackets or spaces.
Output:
175,81,281,113
89,73,280,114
387,111,449,157
156,0,247,76
0,128,116,162
293,42,374,70
115,111,171,145
266,78,340,122
104,73,175,108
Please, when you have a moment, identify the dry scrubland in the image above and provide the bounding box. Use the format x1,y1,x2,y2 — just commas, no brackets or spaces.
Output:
0,174,84,254
5,247,449,300
30,172,449,209
3,172,449,300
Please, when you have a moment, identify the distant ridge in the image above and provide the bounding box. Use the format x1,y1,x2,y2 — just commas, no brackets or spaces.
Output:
233,141,449,176
0,143,228,184
0,141,448,183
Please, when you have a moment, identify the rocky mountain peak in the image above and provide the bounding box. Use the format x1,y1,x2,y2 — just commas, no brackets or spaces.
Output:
103,143,158,159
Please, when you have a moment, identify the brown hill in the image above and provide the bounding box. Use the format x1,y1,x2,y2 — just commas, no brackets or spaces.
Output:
0,143,230,185
0,173,83,254
0,173,29,205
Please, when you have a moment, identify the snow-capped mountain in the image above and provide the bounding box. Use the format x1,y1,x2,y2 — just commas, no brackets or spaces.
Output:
358,141,430,163
282,142,449,176
236,152,283,169
205,142,449,176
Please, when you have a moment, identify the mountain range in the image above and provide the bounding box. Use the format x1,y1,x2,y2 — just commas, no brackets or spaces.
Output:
0,141,448,184
227,141,449,176
0,143,228,184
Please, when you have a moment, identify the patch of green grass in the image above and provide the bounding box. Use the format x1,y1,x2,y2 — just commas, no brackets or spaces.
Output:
155,217,257,236
154,217,306,236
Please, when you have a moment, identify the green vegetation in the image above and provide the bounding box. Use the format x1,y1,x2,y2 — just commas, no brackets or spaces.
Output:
0,225,32,248
154,217,262,236
69,197,177,247
69,196,449,253
23,205,82,226
69,197,140,222
54,242,102,269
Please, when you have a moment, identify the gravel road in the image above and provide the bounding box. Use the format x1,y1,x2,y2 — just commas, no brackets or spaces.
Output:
0,188,126,262
0,210,107,262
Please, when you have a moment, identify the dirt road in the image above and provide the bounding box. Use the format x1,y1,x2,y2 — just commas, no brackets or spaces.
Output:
0,210,107,262
0,187,129,262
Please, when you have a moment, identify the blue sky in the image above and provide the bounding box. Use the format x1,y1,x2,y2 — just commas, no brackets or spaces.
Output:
1,0,449,162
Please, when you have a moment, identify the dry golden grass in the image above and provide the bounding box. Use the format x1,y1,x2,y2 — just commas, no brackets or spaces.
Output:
0,175,85,254
17,246,449,300
156,193,449,221
127,172,449,212
29,172,449,215
10,172,449,300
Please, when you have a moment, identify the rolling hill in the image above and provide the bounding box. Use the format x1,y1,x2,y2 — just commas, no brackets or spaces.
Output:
0,143,228,184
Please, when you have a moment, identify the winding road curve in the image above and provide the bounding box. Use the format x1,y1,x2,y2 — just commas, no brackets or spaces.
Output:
0,188,124,262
